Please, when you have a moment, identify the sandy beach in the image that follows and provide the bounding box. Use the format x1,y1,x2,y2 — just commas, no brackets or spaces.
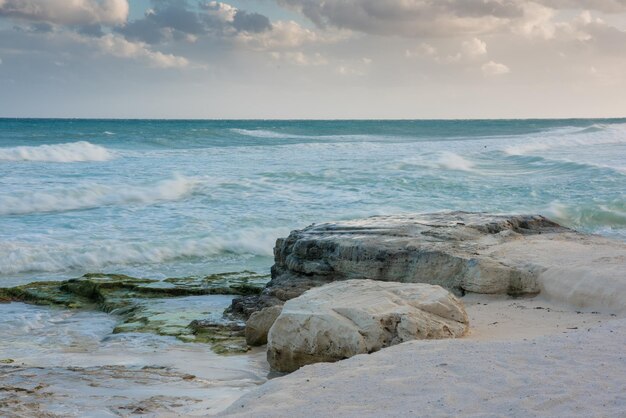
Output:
221,293,625,417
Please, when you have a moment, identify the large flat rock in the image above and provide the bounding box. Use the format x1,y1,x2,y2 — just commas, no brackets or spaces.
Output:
267,280,468,372
231,212,626,316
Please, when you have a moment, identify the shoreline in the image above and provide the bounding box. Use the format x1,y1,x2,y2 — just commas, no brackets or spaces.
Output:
2,213,625,416
220,213,626,416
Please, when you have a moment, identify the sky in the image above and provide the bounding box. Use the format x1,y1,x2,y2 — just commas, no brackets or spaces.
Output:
0,0,625,119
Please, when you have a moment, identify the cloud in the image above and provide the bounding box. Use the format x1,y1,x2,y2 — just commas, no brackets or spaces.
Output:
200,1,236,22
93,33,188,68
278,0,626,39
237,20,346,50
462,38,487,57
540,0,626,13
117,0,272,44
270,51,327,66
405,43,437,59
482,60,511,76
0,0,129,26
232,11,272,33
277,0,524,37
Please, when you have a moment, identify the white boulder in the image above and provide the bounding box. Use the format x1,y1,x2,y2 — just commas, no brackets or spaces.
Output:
267,279,468,372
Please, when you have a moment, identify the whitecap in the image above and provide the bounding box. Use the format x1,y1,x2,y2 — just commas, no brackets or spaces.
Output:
231,129,296,139
0,141,114,162
0,227,289,275
435,152,476,172
504,123,626,156
0,174,199,215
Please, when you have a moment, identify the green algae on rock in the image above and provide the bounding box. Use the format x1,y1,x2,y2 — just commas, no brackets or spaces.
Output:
0,271,269,354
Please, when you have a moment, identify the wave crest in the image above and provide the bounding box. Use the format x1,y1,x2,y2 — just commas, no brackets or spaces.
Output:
546,201,626,236
0,175,198,215
436,152,476,172
0,141,114,162
0,227,288,275
505,123,626,156
231,128,296,139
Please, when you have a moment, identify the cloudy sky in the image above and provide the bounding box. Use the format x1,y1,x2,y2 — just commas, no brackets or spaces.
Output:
1,0,625,118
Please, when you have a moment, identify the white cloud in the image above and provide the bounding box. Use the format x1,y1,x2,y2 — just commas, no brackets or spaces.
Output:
405,43,437,58
462,38,487,57
482,60,511,76
0,0,129,25
270,51,328,66
201,1,237,23
511,2,557,39
237,20,348,50
336,57,372,76
94,34,188,68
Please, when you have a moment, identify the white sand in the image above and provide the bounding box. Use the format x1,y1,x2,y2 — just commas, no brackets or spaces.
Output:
220,294,626,417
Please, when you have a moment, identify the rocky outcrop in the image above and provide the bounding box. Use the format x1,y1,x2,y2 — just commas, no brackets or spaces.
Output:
231,212,626,318
0,271,269,354
267,279,468,372
245,306,282,346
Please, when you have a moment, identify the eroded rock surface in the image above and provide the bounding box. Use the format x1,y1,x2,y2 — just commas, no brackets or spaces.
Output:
0,271,269,353
231,212,626,317
267,279,468,372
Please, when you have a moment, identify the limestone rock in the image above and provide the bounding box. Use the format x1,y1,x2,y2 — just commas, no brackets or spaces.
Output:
245,306,282,346
231,212,626,317
267,279,468,372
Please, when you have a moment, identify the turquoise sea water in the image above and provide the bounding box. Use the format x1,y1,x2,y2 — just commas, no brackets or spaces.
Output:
1,118,625,285
1,118,625,415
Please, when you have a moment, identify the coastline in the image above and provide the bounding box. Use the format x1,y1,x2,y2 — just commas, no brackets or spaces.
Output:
218,213,626,416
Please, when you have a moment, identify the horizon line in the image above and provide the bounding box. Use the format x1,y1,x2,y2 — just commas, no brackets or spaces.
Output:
1,116,626,122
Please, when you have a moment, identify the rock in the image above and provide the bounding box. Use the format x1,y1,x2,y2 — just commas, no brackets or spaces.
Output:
0,271,269,354
245,306,283,346
267,279,468,372
232,212,626,316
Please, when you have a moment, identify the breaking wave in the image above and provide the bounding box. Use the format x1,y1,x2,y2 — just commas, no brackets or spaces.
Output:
0,175,199,215
0,141,114,162
546,201,626,238
505,123,626,156
231,129,297,139
0,227,288,275
435,152,476,172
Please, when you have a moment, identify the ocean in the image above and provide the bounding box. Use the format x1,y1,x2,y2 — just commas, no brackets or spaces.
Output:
1,118,625,415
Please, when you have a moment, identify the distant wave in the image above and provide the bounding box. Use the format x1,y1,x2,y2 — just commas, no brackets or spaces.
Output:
0,175,198,215
0,227,288,275
231,128,297,139
505,123,626,156
392,152,478,173
231,128,406,143
0,141,114,162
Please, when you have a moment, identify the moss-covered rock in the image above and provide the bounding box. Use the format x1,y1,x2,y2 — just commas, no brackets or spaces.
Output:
0,271,269,354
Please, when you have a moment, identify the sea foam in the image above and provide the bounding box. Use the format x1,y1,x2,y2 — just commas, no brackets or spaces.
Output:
0,227,288,275
436,152,476,172
0,175,198,215
0,141,114,162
